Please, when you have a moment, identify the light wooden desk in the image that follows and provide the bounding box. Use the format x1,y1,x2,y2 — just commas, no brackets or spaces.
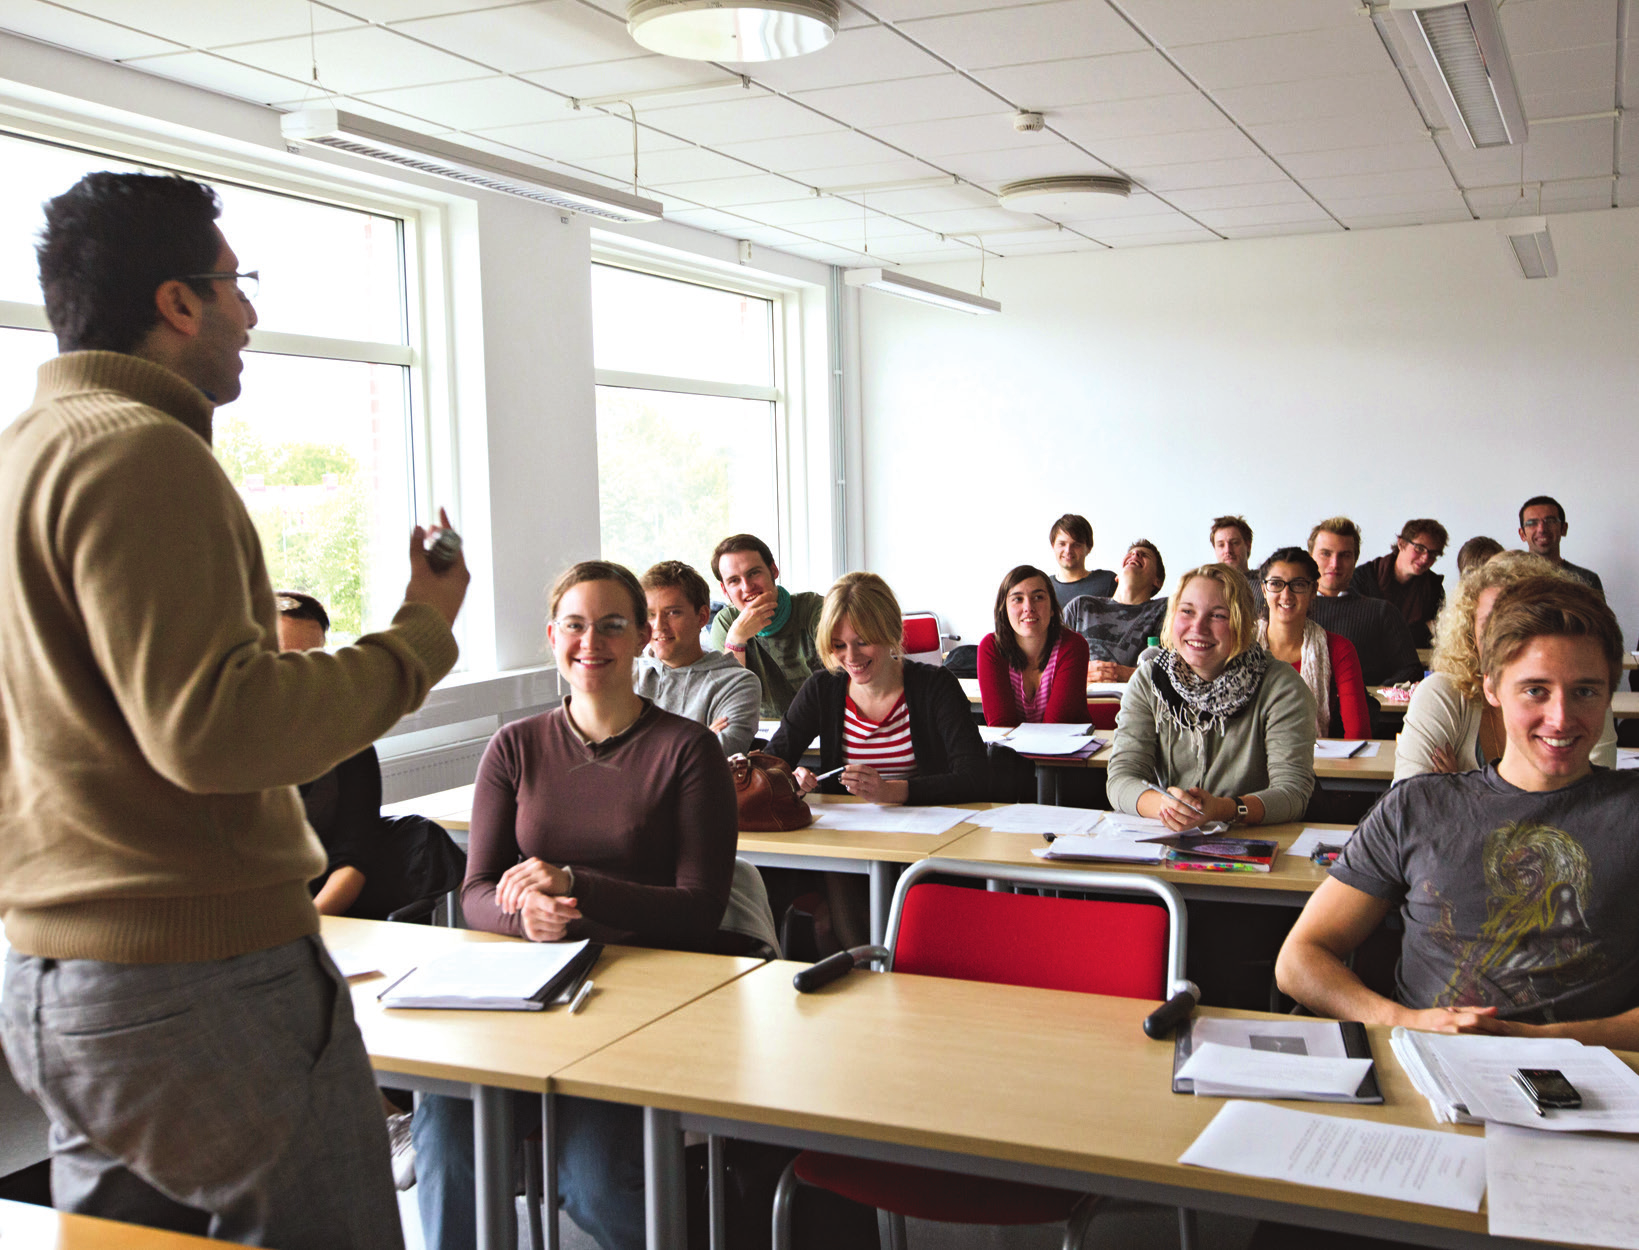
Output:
0,1197,232,1247
555,962,1562,1250
959,676,1124,712
321,916,759,1250
382,782,474,831
938,820,1351,909
1021,740,1396,804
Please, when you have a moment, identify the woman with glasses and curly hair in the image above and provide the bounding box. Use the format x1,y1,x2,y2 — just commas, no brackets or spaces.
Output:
1394,551,1617,782
1107,563,1317,832
1255,547,1372,741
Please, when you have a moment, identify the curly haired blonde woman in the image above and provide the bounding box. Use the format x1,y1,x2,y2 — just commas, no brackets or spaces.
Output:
1394,551,1617,781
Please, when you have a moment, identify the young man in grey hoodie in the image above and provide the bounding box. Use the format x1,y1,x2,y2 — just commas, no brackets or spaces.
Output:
634,560,763,756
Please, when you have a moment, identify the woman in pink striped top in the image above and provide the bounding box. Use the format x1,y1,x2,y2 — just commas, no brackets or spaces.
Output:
976,564,1092,727
768,572,986,806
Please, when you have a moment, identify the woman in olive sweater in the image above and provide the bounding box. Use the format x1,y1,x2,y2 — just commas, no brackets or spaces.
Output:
768,572,987,806
1107,563,1317,829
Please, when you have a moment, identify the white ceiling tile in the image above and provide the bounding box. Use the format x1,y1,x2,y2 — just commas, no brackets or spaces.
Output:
1116,0,1360,49
1089,127,1263,169
974,49,1196,110
1072,210,1203,237
642,94,841,145
716,128,908,172
1189,200,1333,230
1251,109,1429,156
1499,0,1619,54
58,0,361,48
1213,72,1420,127
651,172,817,207
1321,187,1472,217
271,94,462,132
854,0,1020,24
1133,153,1288,191
575,145,756,185
1051,92,1232,145
855,181,999,213
2,1,183,59
1032,189,1172,221
520,58,737,101
792,73,998,129
118,50,311,104
390,1,639,74
1280,140,1446,180
471,112,689,161
1522,83,1618,117
721,195,872,226
1166,180,1310,212
336,0,537,19
1511,45,1618,102
895,0,1149,70
1538,177,1616,211
801,215,939,243
743,23,948,92
354,75,571,129
1440,117,1614,185
867,112,1057,156
193,27,491,94
735,223,821,248
1622,119,1639,174
943,144,1117,186
1218,219,1342,238
1298,166,1457,202
900,204,1032,234
658,205,767,233
1169,26,1390,91
1102,229,1215,247
1334,208,1470,229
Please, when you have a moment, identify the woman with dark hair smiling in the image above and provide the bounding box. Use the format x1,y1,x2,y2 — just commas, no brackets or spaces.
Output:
1256,546,1372,741
977,564,1091,727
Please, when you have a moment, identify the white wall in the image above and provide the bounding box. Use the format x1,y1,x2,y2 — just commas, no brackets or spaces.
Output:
857,211,1639,648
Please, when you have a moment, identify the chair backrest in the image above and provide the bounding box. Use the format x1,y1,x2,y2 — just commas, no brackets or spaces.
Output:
883,858,1186,1001
901,612,944,664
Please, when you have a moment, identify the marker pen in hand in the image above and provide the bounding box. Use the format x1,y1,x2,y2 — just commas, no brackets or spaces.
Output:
814,766,846,783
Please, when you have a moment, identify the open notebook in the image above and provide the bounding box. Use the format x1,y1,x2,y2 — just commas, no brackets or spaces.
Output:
378,939,601,1011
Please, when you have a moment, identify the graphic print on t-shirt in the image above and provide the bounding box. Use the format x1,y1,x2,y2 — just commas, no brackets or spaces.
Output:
1429,821,1606,1013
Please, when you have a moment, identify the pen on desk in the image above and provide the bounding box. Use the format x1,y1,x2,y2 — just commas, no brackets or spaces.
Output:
568,980,595,1014
375,967,416,1001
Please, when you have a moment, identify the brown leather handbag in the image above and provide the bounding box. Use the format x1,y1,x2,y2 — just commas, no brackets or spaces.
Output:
730,752,814,832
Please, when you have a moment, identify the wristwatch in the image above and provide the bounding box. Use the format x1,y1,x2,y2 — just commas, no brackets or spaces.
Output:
1233,799,1250,825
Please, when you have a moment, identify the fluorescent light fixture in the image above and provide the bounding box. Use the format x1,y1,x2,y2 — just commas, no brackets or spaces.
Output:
1499,216,1557,278
626,0,837,61
279,107,663,223
1386,0,1527,148
998,175,1131,215
844,268,1000,315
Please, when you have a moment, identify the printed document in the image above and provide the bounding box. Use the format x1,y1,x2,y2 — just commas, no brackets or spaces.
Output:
1485,1122,1639,1247
1176,1043,1373,1100
967,805,1107,837
1314,740,1379,758
1032,835,1167,863
808,805,972,835
1179,1102,1485,1212
1401,1032,1639,1132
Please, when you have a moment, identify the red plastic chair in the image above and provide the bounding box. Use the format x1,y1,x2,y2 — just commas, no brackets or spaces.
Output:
771,858,1191,1250
901,611,957,666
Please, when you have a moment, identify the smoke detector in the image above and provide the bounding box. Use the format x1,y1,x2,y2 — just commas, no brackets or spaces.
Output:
1012,111,1045,132
998,175,1132,215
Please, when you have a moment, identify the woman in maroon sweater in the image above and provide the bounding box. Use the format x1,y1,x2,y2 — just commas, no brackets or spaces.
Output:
413,561,736,1250
977,565,1093,726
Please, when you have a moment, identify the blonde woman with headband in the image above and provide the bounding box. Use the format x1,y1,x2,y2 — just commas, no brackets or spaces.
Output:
769,571,986,805
1395,551,1617,782
1107,563,1317,831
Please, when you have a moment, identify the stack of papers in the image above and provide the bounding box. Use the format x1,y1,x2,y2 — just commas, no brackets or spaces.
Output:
1180,1102,1486,1212
997,723,1102,756
379,939,597,1011
1085,682,1129,698
808,804,972,835
1391,1029,1639,1131
1176,1043,1374,1100
1287,828,1355,861
969,804,1106,837
1030,835,1168,864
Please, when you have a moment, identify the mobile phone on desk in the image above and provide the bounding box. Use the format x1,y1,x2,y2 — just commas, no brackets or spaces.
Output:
1511,1068,1581,1113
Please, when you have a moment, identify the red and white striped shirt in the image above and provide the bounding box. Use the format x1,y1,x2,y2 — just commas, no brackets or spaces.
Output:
843,694,917,779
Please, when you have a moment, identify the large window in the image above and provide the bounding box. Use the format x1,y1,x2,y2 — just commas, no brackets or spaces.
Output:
591,263,781,583
0,129,415,645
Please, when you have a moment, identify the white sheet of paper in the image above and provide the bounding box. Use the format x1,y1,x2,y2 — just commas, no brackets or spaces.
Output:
1031,835,1167,863
1085,682,1128,697
1177,1042,1373,1099
977,725,1013,744
1313,740,1380,758
1617,747,1639,771
327,948,381,979
1428,1035,1639,1132
1179,1102,1486,1212
1188,1016,1352,1061
968,804,1107,837
1098,812,1176,840
1486,1122,1639,1247
1001,724,1098,755
808,805,972,835
1287,828,1356,860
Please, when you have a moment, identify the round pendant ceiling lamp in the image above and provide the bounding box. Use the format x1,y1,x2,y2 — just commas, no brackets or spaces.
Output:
627,0,839,61
998,175,1132,215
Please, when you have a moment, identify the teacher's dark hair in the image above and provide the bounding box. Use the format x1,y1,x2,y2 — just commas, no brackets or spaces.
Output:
992,565,1063,671
37,172,223,353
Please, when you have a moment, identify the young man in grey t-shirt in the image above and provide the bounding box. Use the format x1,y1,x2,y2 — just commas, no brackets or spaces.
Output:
1277,576,1639,1047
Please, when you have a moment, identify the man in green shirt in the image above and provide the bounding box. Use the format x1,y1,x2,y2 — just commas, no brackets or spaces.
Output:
709,533,824,718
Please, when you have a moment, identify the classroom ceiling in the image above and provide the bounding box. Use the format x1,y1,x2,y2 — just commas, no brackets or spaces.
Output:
3,0,1632,269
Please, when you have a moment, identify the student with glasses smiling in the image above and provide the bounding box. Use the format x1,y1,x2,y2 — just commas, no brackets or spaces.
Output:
412,560,738,1250
1255,548,1372,741
1350,517,1450,649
